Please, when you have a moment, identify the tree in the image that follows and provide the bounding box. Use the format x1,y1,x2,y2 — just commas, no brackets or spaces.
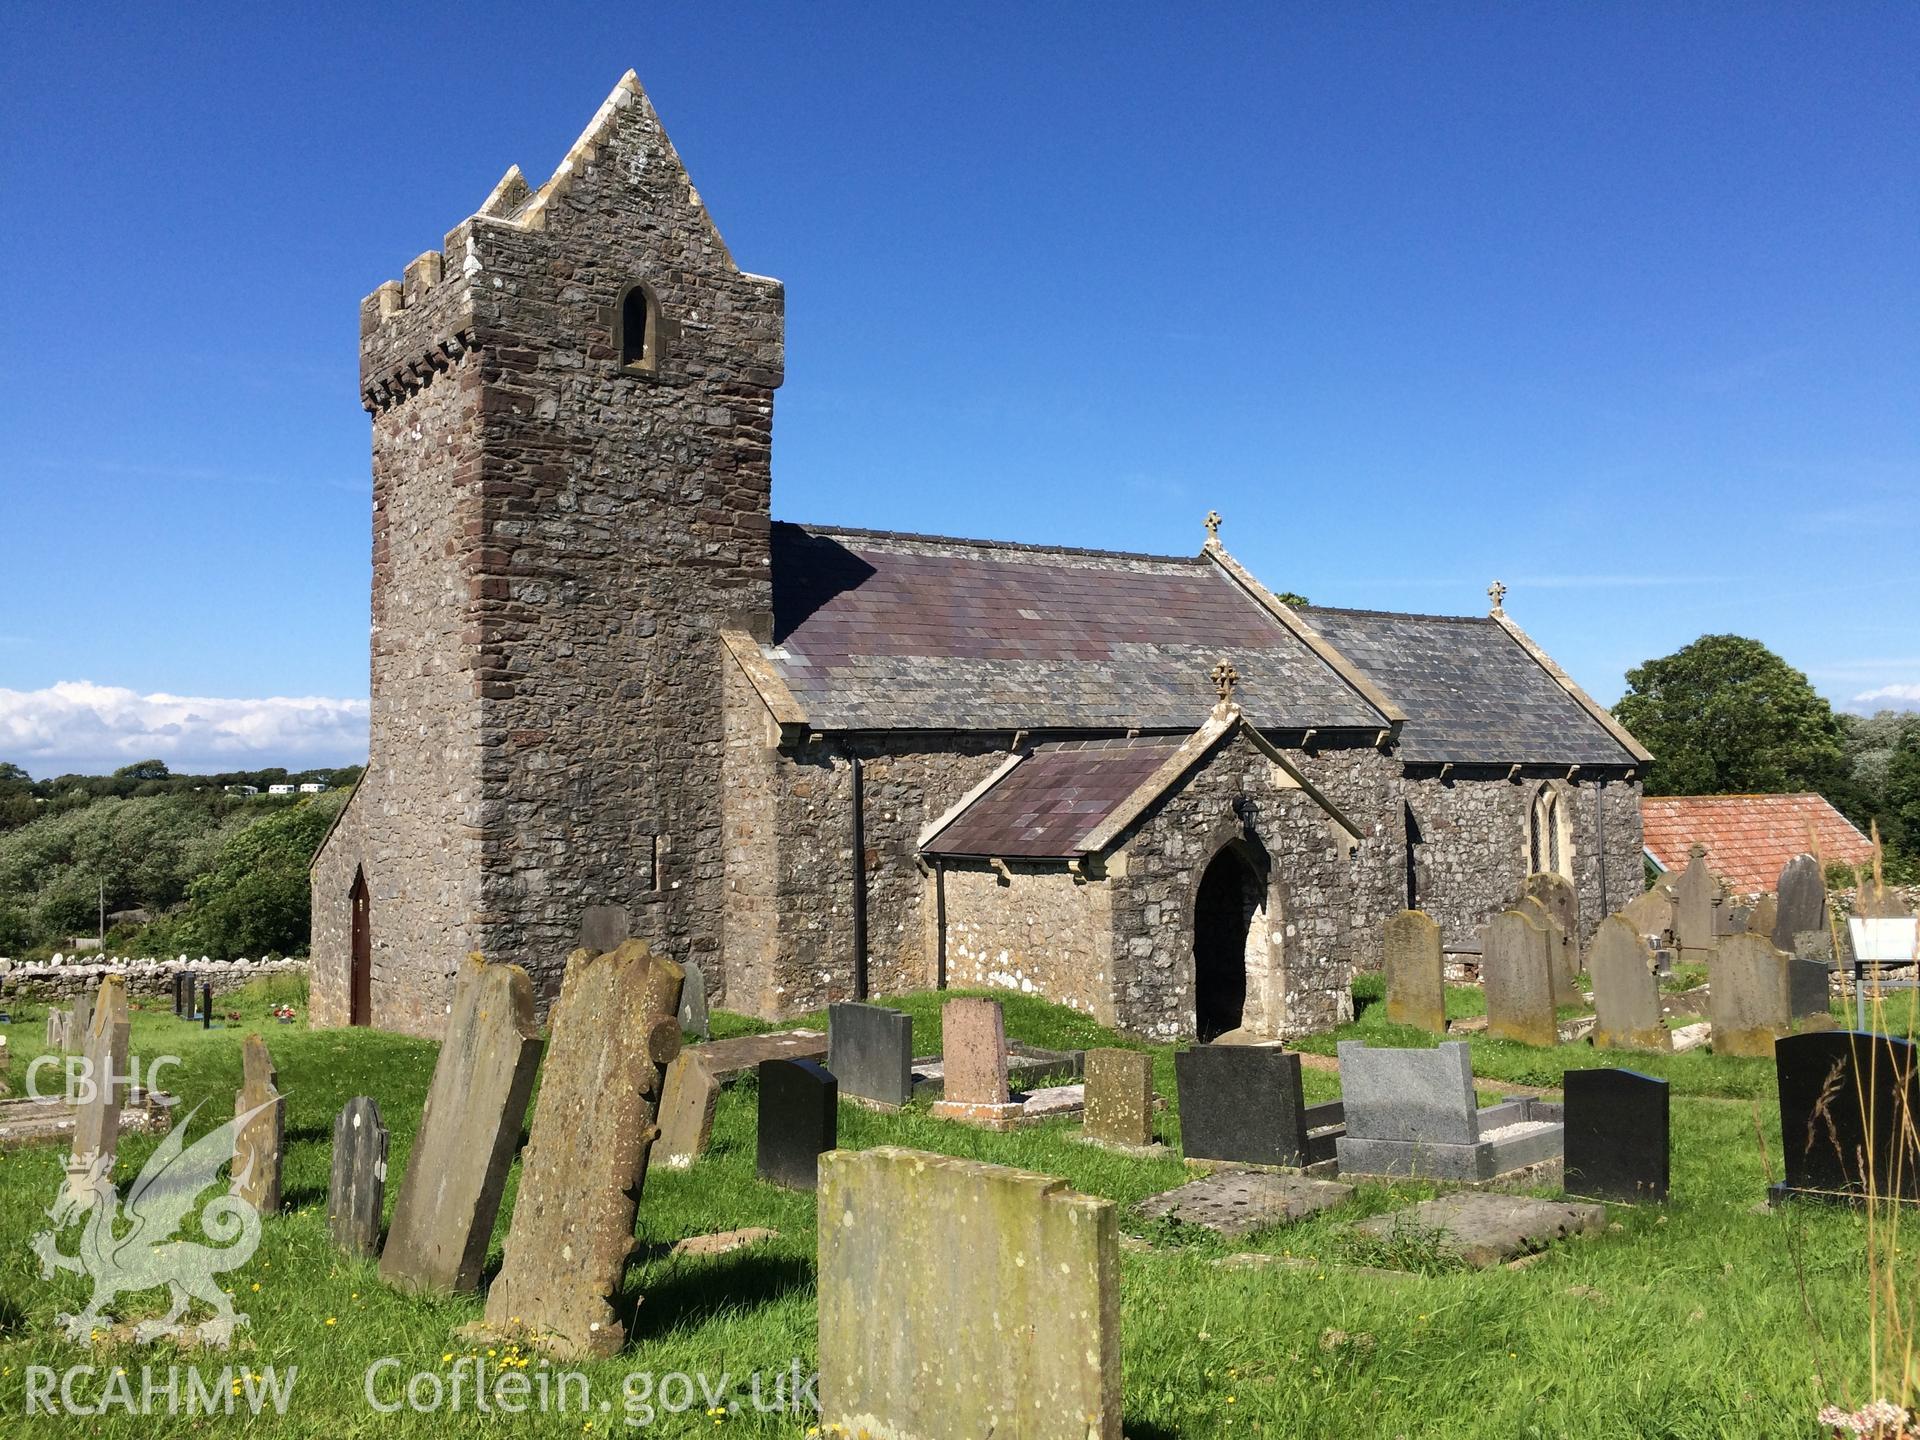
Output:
1888,727,1920,857
1613,635,1847,797
112,759,170,783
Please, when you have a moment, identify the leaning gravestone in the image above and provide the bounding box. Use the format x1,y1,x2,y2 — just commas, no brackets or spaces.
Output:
1673,844,1720,958
483,940,684,1358
328,1096,388,1257
828,1001,914,1109
929,997,1021,1129
379,955,544,1295
1773,1030,1920,1204
655,1051,721,1169
677,957,711,1041
1588,916,1671,1051
1384,910,1446,1033
1083,1048,1155,1148
1774,853,1827,957
818,1147,1120,1440
1484,909,1558,1047
1174,1044,1336,1167
1516,894,1580,1007
1708,933,1792,1058
1563,1068,1669,1202
66,977,129,1193
757,1057,837,1191
233,1034,285,1214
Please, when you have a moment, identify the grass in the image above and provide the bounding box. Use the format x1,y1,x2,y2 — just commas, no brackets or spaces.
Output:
0,978,1904,1437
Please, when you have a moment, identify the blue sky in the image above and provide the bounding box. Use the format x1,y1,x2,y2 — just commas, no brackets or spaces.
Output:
1,4,1915,776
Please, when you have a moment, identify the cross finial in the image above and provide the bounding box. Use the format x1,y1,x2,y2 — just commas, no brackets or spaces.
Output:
1204,510,1222,544
1488,579,1507,614
1211,659,1239,706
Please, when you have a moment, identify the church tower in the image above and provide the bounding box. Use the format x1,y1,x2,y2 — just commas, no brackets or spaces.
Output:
310,73,784,1034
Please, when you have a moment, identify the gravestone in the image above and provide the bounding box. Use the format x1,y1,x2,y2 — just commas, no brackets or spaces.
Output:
232,1034,285,1214
1334,1040,1564,1181
817,1147,1120,1440
577,905,628,953
1774,854,1827,957
1748,893,1779,943
1522,873,1580,959
328,1096,388,1257
1708,932,1792,1058
1563,1068,1669,1202
484,940,684,1357
72,988,95,1045
1856,879,1914,921
1174,1044,1341,1167
45,1009,68,1051
1137,1171,1351,1238
1789,956,1835,1029
66,976,129,1193
757,1057,837,1191
1621,884,1675,945
1484,910,1558,1047
1384,910,1445,1033
828,1001,914,1109
172,973,186,1018
1673,844,1720,957
1773,1030,1920,1204
677,957,710,1041
1516,895,1580,1007
655,1051,721,1168
1588,915,1671,1051
929,997,1021,1128
1083,1048,1155,1148
379,954,543,1295
201,981,212,1029
1723,903,1752,936
1353,1191,1604,1268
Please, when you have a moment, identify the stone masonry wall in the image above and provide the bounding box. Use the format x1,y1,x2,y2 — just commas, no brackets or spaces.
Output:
939,862,1116,1021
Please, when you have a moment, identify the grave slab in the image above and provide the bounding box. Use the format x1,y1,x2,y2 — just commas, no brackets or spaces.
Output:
689,1030,827,1085
1137,1171,1353,1239
1354,1191,1605,1268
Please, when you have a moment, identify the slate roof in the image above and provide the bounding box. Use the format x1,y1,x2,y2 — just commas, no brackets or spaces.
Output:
1296,607,1637,767
922,737,1188,858
767,524,1389,733
1642,793,1874,892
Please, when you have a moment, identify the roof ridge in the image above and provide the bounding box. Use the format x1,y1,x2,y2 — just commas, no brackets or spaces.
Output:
1300,604,1488,624
774,519,1203,567
1645,792,1833,802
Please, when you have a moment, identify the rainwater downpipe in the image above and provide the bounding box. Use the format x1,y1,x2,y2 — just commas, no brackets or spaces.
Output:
851,752,868,1000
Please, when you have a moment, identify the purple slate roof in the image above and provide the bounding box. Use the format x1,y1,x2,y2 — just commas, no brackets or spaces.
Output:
922,737,1187,858
767,524,1388,733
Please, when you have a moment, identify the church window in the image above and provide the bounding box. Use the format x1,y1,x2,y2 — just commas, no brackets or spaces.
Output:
1528,784,1573,880
616,280,660,373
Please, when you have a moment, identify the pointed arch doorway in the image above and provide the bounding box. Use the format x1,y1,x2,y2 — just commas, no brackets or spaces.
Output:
1193,840,1268,1042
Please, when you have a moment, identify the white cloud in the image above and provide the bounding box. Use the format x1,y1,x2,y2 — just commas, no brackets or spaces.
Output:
0,681,369,778
1849,684,1920,715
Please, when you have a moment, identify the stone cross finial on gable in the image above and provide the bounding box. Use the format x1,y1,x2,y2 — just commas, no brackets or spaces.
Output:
1204,510,1222,544
1211,659,1239,707
1488,579,1507,614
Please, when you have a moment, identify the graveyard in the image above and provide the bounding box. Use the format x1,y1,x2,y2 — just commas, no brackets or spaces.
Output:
0,957,1910,1439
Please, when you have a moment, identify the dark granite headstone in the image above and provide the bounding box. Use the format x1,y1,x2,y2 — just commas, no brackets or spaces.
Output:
1789,956,1833,1023
1563,1068,1669,1203
328,1096,388,1258
757,1058,837,1191
200,981,212,1029
1773,1030,1920,1204
828,1002,914,1109
173,973,186,1018
678,957,711,1041
1175,1045,1337,1167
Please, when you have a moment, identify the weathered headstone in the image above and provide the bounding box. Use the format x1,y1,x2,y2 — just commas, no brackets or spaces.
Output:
677,956,710,1041
1774,854,1827,957
1484,909,1558,1047
233,1034,285,1214
66,977,129,1193
1747,893,1779,943
328,1096,388,1257
655,1051,721,1168
1353,1191,1603,1268
1856,878,1914,921
72,988,95,1044
929,997,1020,1128
1788,955,1835,1028
483,940,684,1357
379,954,543,1295
1523,872,1580,952
1137,1170,1351,1238
1588,915,1671,1051
1516,894,1580,1007
1563,1068,1669,1202
757,1057,837,1190
1621,883,1675,945
1384,909,1445,1033
1174,1044,1339,1167
1773,1030,1920,1204
817,1147,1120,1440
1673,844,1720,957
828,1001,914,1109
172,972,187,1018
1083,1048,1155,1148
577,905,628,953
1708,932,1793,1058
1334,1040,1564,1181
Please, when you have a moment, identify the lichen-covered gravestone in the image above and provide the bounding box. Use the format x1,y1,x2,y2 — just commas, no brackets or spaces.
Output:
1620,883,1675,945
929,997,1021,1129
66,976,129,1194
1516,894,1580,1007
1523,872,1581,982
328,1096,388,1258
1708,933,1791,1058
1384,910,1445,1033
233,1034,285,1214
379,954,543,1295
1673,844,1720,958
817,1147,1121,1440
677,957,711,1041
1082,1048,1154,1147
655,1051,720,1169
72,988,95,1046
1484,910,1558,1047
482,940,683,1357
1588,916,1671,1051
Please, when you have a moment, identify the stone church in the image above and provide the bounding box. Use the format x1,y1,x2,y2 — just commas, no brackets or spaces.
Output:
310,73,1652,1041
